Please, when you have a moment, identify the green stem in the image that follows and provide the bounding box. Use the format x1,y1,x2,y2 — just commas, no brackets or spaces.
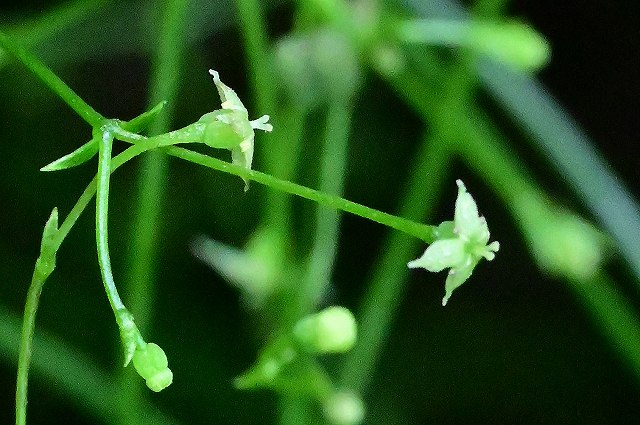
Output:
15,260,55,425
9,136,209,425
0,30,104,127
165,146,437,243
96,129,127,313
14,120,435,425
117,123,435,246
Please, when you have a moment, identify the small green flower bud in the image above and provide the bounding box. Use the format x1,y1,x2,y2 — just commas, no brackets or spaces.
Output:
132,343,173,392
293,306,357,354
322,391,365,425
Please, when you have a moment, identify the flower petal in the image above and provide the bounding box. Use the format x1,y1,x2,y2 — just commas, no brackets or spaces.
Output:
407,239,466,272
454,180,485,241
442,258,476,306
250,115,273,132
209,69,247,113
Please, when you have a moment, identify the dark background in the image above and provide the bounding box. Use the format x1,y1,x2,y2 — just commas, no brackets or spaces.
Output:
1,0,639,424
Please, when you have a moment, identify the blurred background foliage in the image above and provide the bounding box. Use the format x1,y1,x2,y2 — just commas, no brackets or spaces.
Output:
1,0,639,424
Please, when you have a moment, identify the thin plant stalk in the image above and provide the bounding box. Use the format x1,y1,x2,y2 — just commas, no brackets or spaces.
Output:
96,130,127,313
15,256,55,425
14,139,161,425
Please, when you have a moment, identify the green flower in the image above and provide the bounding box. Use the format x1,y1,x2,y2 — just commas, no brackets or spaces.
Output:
200,70,272,189
408,180,499,306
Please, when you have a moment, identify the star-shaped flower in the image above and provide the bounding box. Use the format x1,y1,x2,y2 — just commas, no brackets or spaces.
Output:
408,180,499,306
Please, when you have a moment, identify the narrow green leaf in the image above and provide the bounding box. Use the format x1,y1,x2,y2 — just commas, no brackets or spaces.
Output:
122,100,167,132
40,137,98,172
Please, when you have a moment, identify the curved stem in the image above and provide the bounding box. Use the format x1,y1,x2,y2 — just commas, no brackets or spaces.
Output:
15,124,438,424
96,130,126,312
